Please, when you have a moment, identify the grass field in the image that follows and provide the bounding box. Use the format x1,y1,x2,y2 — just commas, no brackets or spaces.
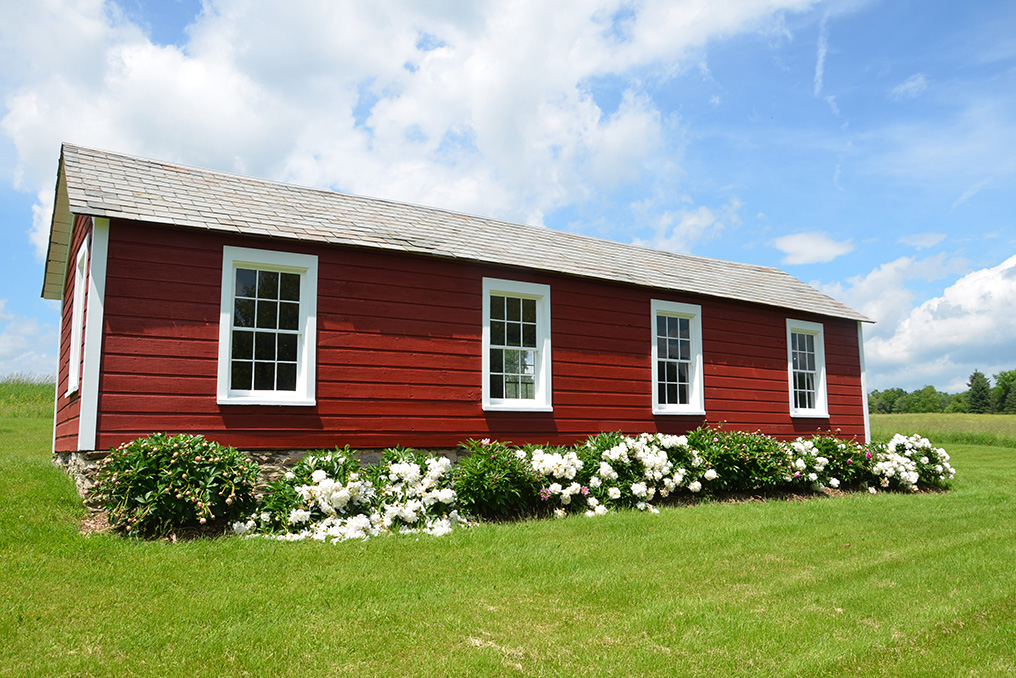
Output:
871,412,1016,448
2,396,1015,676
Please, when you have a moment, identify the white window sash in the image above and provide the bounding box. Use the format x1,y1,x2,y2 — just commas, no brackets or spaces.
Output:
482,277,552,412
217,246,318,406
786,318,828,418
651,300,705,415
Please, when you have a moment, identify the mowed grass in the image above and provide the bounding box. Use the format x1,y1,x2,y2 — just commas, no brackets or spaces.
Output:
2,404,1015,676
871,412,1016,448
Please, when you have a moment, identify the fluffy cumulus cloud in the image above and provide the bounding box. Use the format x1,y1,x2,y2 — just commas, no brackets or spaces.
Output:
772,231,853,265
1,0,819,259
0,299,58,378
856,255,1016,391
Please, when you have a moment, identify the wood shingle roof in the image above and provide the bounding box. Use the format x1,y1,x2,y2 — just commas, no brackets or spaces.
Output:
43,143,870,323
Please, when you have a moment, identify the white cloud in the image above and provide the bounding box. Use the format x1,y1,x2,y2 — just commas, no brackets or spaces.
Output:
820,254,967,341
632,198,744,253
889,72,929,100
898,232,945,250
863,255,1016,391
0,299,58,378
951,178,991,209
813,12,829,96
2,0,822,260
772,231,853,264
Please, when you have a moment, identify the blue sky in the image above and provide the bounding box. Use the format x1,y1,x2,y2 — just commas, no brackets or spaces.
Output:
1,0,1014,392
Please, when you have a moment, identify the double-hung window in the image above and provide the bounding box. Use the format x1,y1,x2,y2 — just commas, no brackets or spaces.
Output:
482,278,552,411
787,318,828,417
217,246,318,406
651,300,705,415
66,238,89,396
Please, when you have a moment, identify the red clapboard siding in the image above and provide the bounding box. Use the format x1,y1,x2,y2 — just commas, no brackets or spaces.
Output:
53,215,94,452
84,218,867,451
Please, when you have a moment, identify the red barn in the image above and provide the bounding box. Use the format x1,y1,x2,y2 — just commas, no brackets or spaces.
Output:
42,144,872,456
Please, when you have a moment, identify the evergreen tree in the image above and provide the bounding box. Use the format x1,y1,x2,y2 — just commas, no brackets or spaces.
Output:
967,370,993,414
1005,387,1016,415
993,370,1016,413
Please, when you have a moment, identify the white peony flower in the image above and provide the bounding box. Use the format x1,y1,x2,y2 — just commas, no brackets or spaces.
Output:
688,481,702,493
704,469,718,481
608,486,621,500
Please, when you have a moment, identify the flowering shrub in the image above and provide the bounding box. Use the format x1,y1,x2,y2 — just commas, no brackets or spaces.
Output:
577,432,716,515
91,433,259,537
452,439,543,520
240,446,463,542
866,434,956,492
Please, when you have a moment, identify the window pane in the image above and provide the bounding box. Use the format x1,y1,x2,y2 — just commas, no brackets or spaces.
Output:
522,323,536,348
254,362,275,390
665,361,677,382
679,339,691,361
490,374,504,399
667,316,678,337
657,337,667,358
231,361,253,390
234,299,255,327
236,268,257,298
506,378,519,399
657,315,667,337
506,296,521,321
490,295,505,320
678,362,689,385
658,383,667,404
520,351,535,375
668,339,681,360
279,302,299,330
522,298,536,323
490,348,504,373
491,320,505,345
254,332,276,360
278,333,297,362
520,375,535,399
232,330,254,359
679,383,688,404
679,318,690,340
666,383,678,404
657,362,667,382
504,350,520,373
279,273,300,301
506,322,521,347
256,300,278,329
257,271,279,299
276,362,297,391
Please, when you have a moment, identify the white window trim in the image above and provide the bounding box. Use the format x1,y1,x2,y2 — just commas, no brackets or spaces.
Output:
78,218,109,451
482,277,552,412
217,246,318,406
651,300,705,416
787,318,829,418
66,237,88,397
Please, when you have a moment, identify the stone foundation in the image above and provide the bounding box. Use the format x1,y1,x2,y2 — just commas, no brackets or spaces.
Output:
55,446,468,503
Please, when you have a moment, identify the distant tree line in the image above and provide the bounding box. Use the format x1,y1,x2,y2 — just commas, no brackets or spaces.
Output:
869,369,1016,414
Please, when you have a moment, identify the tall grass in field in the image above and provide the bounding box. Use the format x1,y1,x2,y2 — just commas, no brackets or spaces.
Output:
871,412,1016,448
2,381,1015,676
0,373,55,419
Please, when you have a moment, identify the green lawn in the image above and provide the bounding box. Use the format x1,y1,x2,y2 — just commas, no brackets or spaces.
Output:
2,407,1015,676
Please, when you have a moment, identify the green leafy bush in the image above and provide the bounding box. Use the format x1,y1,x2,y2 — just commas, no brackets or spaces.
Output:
452,439,542,520
91,433,259,537
686,428,786,492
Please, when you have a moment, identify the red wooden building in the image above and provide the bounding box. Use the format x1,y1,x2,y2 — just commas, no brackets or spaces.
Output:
43,144,872,455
